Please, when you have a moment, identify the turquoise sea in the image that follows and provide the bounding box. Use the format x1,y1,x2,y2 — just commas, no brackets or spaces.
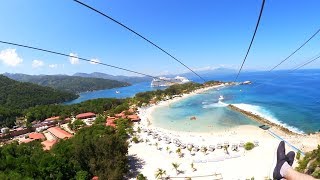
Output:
67,69,320,134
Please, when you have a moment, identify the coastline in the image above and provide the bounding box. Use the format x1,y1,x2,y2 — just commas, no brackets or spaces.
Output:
228,104,297,135
137,84,320,152
129,83,320,179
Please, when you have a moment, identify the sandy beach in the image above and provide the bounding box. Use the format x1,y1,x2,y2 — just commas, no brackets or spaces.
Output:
128,84,320,179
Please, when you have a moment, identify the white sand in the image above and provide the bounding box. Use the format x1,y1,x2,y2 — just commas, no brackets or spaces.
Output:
128,84,319,179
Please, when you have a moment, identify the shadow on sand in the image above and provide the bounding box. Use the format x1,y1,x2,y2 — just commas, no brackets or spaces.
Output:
127,154,146,178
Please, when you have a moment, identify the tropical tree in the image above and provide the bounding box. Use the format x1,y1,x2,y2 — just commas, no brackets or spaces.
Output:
172,162,180,175
166,146,170,154
176,148,181,157
155,168,166,179
203,147,208,155
191,162,196,172
188,147,192,155
223,145,229,155
136,173,147,180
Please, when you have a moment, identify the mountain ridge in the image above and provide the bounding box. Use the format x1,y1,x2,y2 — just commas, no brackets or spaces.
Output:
3,73,130,94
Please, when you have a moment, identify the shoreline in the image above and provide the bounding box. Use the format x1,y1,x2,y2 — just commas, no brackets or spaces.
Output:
137,83,320,153
130,83,320,179
228,104,297,135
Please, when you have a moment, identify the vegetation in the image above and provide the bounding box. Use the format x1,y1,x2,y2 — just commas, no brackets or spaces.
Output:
296,150,301,160
24,98,128,123
296,145,320,178
155,168,166,180
191,162,196,172
132,136,139,143
0,75,77,127
244,142,255,150
136,173,147,180
172,162,180,175
0,124,128,179
4,73,131,94
68,119,86,130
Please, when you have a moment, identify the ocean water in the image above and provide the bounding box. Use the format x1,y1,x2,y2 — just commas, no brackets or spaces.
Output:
66,69,320,134
65,82,165,104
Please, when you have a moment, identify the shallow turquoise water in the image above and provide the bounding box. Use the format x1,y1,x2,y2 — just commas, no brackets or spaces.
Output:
151,92,260,133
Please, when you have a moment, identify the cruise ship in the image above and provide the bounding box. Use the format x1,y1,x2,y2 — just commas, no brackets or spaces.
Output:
151,76,190,87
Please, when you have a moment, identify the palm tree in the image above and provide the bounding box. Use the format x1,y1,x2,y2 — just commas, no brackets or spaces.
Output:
166,146,170,154
176,148,182,157
155,168,166,180
203,147,208,155
172,162,180,175
188,147,192,155
223,145,229,155
191,162,196,172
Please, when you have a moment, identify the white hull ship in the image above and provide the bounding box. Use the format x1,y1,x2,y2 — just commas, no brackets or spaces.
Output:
151,76,190,87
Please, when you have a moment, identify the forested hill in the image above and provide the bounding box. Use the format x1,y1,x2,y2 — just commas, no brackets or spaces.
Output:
0,75,78,127
4,73,131,94
73,72,152,84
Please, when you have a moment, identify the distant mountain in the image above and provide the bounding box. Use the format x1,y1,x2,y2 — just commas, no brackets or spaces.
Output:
4,73,131,94
73,72,153,84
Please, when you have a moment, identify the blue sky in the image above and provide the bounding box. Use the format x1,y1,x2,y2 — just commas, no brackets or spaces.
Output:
0,0,319,77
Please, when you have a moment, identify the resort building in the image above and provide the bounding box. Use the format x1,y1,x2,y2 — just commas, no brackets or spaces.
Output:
127,114,141,122
29,132,45,140
41,140,57,151
47,127,73,139
76,112,96,119
45,116,60,121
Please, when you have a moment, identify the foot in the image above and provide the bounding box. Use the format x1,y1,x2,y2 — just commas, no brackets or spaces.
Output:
286,151,295,166
273,141,288,179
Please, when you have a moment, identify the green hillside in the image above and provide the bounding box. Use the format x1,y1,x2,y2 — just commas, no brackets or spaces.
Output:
4,73,131,94
0,75,78,127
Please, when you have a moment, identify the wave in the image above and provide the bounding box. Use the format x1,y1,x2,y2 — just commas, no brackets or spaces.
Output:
203,95,228,108
232,103,304,134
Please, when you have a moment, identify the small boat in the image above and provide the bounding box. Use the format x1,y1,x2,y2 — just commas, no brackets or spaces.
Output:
190,116,197,120
116,91,120,94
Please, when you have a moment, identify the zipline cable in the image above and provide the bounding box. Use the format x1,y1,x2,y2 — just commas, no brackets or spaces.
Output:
0,40,178,83
235,0,265,81
252,53,320,89
72,0,206,82
268,28,320,72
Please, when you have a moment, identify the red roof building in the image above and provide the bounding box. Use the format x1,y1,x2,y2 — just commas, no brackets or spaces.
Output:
106,121,116,128
76,112,96,119
45,116,60,121
19,138,35,144
106,117,117,128
115,112,126,118
41,140,57,150
29,132,45,140
47,127,73,139
127,115,141,122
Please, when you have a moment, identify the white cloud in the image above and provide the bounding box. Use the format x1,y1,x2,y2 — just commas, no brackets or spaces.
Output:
32,60,44,68
90,58,100,65
49,64,58,68
69,53,79,64
0,48,23,66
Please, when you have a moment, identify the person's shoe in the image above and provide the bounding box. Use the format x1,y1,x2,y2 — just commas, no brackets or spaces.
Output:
273,141,287,180
286,151,295,166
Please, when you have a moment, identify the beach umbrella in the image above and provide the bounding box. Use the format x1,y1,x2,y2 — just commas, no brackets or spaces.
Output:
209,145,215,152
180,144,186,149
187,143,194,149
